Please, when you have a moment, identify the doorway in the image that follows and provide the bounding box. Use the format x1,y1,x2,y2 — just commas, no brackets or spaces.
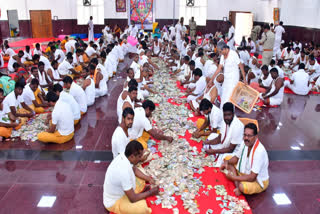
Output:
30,10,53,38
7,10,20,37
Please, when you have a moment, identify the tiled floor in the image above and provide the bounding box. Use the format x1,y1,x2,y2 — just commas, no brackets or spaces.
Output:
0,49,319,213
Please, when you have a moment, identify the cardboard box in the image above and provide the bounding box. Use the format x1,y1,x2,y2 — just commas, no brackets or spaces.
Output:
230,81,259,114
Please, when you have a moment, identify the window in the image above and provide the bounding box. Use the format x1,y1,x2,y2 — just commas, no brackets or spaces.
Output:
77,0,104,25
179,0,207,26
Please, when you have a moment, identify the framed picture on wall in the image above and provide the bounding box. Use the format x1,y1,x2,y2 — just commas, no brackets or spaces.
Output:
116,0,126,12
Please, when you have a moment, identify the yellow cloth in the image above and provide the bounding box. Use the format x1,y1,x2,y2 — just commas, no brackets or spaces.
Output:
61,40,67,50
106,177,151,214
137,131,150,149
34,88,43,106
37,130,74,144
152,22,158,33
74,65,82,72
29,104,45,114
45,47,51,53
196,118,219,138
0,127,13,138
83,54,89,63
3,56,10,62
23,61,34,65
239,118,259,131
74,119,80,125
16,108,31,128
241,178,269,195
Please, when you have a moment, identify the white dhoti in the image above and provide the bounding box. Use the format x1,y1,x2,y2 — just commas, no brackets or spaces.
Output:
88,29,94,42
176,36,182,51
221,79,238,108
273,38,281,55
227,40,235,50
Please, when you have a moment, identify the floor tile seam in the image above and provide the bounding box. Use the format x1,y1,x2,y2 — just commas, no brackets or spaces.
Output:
0,183,16,204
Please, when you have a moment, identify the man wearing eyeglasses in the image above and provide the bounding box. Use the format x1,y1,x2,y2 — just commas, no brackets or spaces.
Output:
220,123,269,196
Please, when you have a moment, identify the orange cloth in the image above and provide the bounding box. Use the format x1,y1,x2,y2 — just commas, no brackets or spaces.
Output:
3,56,10,62
83,54,89,63
0,127,13,138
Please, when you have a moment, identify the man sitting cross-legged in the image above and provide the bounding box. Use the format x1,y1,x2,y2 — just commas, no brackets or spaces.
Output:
220,123,269,196
192,98,223,139
203,102,244,166
103,140,159,214
37,91,74,144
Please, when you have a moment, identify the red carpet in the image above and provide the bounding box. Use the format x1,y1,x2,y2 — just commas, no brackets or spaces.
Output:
146,130,252,214
9,38,57,48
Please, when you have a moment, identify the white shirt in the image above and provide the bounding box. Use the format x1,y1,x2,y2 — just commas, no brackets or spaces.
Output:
274,65,284,78
306,61,320,74
84,76,95,106
0,103,11,124
175,23,182,38
274,25,285,40
195,57,204,70
85,47,96,57
3,91,24,113
54,49,65,63
203,60,217,78
40,56,51,71
129,25,139,37
209,105,223,129
21,51,32,63
249,41,256,53
103,153,136,208
59,91,81,120
260,74,273,87
65,40,77,53
88,20,94,30
8,56,17,72
72,53,83,66
52,99,74,135
69,82,87,113
130,61,141,79
219,115,244,153
220,50,241,82
112,126,129,158
58,60,73,76
239,50,250,66
5,48,15,57
228,26,235,43
129,107,152,140
194,76,207,95
291,69,310,95
139,55,148,67
33,48,42,56
235,140,269,188
22,85,35,106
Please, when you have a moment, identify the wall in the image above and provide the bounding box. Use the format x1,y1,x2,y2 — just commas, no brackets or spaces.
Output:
280,0,320,29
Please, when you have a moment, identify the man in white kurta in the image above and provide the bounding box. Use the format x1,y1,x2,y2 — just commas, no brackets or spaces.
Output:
103,141,158,213
284,64,311,96
204,102,244,167
209,43,247,108
227,22,235,50
112,107,134,158
88,16,94,42
273,22,285,55
63,76,87,114
220,123,269,196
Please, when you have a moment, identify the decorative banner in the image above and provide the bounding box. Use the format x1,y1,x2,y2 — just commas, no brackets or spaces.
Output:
273,8,280,25
116,0,126,12
130,0,154,29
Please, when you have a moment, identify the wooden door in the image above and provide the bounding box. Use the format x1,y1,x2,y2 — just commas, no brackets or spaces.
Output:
30,10,53,38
